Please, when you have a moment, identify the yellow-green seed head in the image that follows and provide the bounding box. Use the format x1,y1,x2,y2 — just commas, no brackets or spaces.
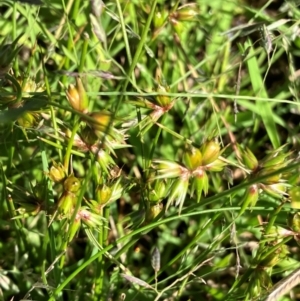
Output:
173,4,199,21
88,111,112,133
167,177,189,212
79,207,104,228
170,17,185,36
96,149,115,174
146,203,163,221
147,179,168,203
261,152,288,169
57,191,76,216
153,9,168,29
48,162,67,183
288,212,300,232
63,175,81,193
240,147,258,171
261,183,287,199
238,184,259,216
17,111,39,128
155,83,171,107
201,140,221,165
258,168,281,185
154,159,187,179
96,184,112,205
17,77,37,97
290,186,300,209
191,169,209,201
182,147,202,170
66,77,89,113
205,158,227,172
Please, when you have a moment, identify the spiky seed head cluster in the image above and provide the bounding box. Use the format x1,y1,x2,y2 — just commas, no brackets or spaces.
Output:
63,77,128,174
151,140,226,213
17,77,45,97
129,80,174,136
169,4,199,36
48,161,67,183
48,170,126,240
65,77,113,138
238,145,291,214
87,179,127,214
7,76,45,128
152,4,198,37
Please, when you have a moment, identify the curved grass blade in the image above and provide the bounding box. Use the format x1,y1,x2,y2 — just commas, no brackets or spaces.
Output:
244,39,280,148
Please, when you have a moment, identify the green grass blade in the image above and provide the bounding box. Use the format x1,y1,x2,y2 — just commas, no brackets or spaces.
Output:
244,39,280,148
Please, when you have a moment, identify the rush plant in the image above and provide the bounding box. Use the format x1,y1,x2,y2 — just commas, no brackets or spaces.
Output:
1,1,300,301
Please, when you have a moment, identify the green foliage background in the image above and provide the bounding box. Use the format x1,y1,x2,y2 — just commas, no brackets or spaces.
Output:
1,0,300,300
